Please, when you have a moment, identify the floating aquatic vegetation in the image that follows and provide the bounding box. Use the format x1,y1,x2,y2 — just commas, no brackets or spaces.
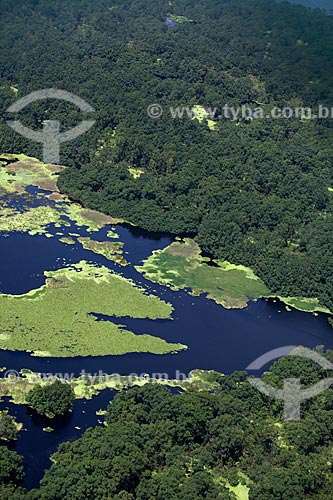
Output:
78,237,127,266
136,238,330,313
0,261,185,357
0,369,220,405
0,206,62,235
136,238,270,309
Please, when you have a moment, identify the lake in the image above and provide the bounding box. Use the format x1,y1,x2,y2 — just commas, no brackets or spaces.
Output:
0,186,332,489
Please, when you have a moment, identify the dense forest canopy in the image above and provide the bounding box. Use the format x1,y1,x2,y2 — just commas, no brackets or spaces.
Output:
0,0,333,310
285,0,332,11
1,2,333,497
2,352,333,499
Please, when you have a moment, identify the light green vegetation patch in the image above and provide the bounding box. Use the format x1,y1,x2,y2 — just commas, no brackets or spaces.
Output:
0,154,124,235
0,153,65,194
0,85,19,94
136,239,270,309
0,206,62,235
216,260,264,281
61,202,123,232
168,13,194,23
0,369,219,405
0,168,21,194
276,296,331,314
273,422,290,450
136,239,331,314
128,167,145,179
0,200,119,239
192,105,217,130
213,471,251,500
96,409,108,416
107,228,119,239
78,237,127,266
59,237,75,245
0,260,186,357
328,187,333,192
96,129,117,156
226,481,250,500
73,368,220,399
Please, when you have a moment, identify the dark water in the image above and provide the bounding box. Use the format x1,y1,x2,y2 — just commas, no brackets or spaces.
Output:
3,391,116,489
0,188,332,489
164,17,178,27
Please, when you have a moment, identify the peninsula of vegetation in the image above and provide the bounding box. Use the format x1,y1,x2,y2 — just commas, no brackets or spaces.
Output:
136,238,331,314
78,237,127,266
3,0,328,311
1,154,330,317
0,261,185,357
0,368,218,406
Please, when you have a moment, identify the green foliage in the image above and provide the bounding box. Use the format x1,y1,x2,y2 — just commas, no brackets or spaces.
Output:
0,261,184,357
0,447,24,484
0,483,28,500
5,351,328,499
26,380,75,418
136,239,271,309
0,412,19,442
1,0,333,307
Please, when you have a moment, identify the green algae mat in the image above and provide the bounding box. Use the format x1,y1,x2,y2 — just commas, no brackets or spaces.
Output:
136,238,331,313
0,369,219,405
0,261,185,357
0,154,187,357
136,239,271,309
0,154,330,362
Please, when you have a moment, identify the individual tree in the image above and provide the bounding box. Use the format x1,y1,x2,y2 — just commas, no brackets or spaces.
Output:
26,380,75,418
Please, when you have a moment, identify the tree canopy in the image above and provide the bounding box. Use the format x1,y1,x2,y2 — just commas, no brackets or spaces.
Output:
1,0,332,309
26,380,75,418
1,352,333,499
